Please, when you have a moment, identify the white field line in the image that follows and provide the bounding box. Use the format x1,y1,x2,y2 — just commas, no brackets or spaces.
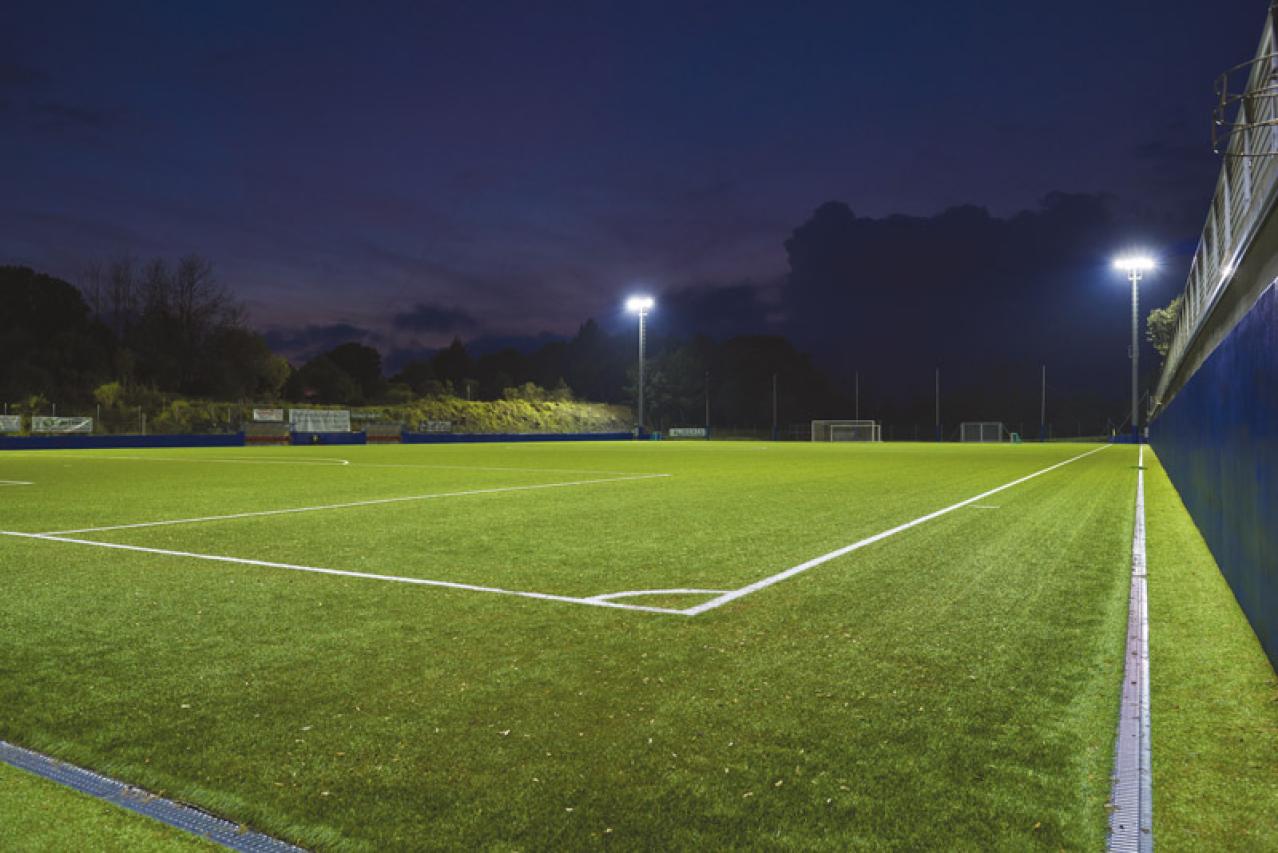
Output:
39,473,671,536
0,480,34,486
0,531,690,615
586,588,727,602
968,504,1001,509
15,453,658,477
34,454,353,466
681,444,1111,616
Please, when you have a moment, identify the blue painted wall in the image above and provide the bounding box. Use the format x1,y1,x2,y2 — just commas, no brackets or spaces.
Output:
1153,282,1278,667
403,431,632,444
289,431,367,445
1,433,246,450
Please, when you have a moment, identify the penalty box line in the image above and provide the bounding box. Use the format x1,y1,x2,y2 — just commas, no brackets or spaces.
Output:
38,473,672,536
0,531,691,614
681,443,1111,616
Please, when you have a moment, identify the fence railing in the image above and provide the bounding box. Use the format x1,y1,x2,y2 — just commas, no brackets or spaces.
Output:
1154,6,1278,414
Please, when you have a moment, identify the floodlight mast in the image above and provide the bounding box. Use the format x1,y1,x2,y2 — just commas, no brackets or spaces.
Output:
625,296,655,433
1113,256,1156,441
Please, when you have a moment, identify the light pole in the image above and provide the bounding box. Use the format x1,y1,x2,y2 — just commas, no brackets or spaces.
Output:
1113,255,1155,442
625,295,654,434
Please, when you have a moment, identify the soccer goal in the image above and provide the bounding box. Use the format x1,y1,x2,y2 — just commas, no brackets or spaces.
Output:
811,419,881,442
960,422,1008,443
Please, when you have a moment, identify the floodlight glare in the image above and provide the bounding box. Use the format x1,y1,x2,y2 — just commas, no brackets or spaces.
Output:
1112,255,1156,273
626,295,655,313
1112,250,1158,443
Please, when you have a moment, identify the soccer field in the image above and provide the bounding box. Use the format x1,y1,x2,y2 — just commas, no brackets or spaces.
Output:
1,441,1137,849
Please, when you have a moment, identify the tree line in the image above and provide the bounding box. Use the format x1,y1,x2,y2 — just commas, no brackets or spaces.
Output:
0,261,837,432
0,258,1182,435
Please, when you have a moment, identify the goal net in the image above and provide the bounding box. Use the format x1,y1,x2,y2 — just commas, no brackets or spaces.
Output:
960,422,1007,443
811,419,881,442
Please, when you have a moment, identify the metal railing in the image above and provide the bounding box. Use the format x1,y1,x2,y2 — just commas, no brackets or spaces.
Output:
1154,5,1278,415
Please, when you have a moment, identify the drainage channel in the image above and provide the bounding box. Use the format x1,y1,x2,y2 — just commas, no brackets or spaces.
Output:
1107,444,1153,852
0,740,306,852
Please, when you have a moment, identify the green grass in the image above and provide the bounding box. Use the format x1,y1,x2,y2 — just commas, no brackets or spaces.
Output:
1144,448,1278,849
0,759,214,851
0,441,1136,849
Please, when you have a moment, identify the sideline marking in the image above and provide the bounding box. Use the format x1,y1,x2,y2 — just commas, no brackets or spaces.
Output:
0,480,33,486
0,739,304,852
11,452,658,477
681,444,1110,615
40,454,351,467
1107,444,1152,852
0,531,689,615
39,473,672,536
968,504,1000,510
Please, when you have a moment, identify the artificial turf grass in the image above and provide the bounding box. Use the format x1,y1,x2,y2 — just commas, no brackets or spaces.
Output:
0,442,1133,850
1143,448,1278,850
0,759,214,852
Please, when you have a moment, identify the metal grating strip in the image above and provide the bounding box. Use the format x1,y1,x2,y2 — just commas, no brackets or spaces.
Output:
0,740,306,852
1107,446,1153,852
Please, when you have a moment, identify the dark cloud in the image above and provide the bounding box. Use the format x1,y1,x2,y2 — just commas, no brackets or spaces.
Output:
391,302,477,333
28,100,115,131
0,61,49,90
263,323,373,363
655,281,781,341
781,193,1142,396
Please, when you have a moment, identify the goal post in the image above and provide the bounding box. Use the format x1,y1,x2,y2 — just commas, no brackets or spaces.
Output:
959,422,1008,443
811,419,881,442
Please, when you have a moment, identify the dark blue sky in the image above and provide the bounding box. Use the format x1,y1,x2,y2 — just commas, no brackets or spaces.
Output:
0,0,1262,382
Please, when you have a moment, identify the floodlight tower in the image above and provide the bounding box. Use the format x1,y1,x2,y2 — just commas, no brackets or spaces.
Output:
1113,255,1156,441
625,295,654,433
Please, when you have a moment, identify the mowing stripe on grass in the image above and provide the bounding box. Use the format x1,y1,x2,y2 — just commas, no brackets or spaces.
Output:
0,739,305,852
1107,444,1153,852
37,473,672,535
0,531,691,615
682,444,1111,615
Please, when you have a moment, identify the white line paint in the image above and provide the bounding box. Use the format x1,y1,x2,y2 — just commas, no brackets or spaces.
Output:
968,504,1001,510
0,531,693,615
35,454,352,467
681,444,1111,615
0,480,33,486
13,452,656,477
39,473,671,535
586,588,727,602
1107,443,1152,852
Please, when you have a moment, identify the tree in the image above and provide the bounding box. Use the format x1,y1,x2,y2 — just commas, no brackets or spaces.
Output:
326,342,385,402
432,338,473,389
1146,295,1182,359
0,265,113,404
283,356,360,403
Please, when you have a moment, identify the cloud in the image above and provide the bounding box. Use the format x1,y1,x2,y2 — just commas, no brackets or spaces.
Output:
28,100,116,131
391,302,477,333
0,62,49,90
262,322,373,362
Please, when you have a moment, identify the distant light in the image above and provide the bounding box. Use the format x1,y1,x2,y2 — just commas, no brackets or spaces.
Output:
1113,255,1156,273
625,295,655,313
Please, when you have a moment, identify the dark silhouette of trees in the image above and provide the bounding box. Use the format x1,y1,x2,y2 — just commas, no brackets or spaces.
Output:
0,266,114,404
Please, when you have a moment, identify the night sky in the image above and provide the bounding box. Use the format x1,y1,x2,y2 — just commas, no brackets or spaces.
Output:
0,1,1263,405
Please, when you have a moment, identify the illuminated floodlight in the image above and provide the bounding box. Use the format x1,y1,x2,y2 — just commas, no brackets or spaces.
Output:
1112,255,1156,273
625,295,655,313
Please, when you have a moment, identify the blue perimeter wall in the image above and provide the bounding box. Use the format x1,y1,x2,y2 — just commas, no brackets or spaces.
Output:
403,431,632,443
1,432,635,450
1153,281,1278,667
0,433,246,450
